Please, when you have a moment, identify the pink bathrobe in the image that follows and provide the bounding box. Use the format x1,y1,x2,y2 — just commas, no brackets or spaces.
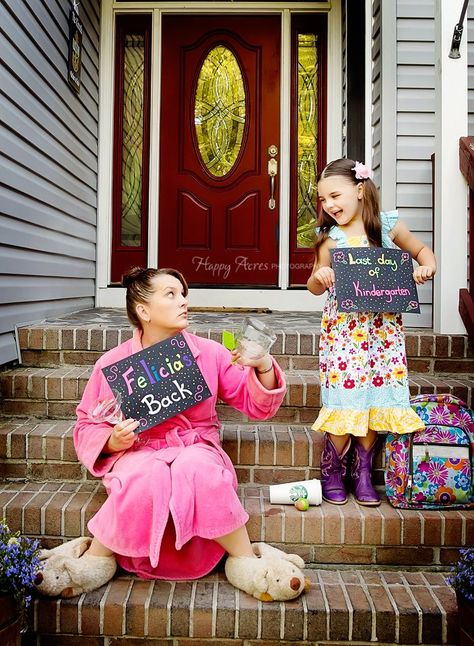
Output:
74,329,286,580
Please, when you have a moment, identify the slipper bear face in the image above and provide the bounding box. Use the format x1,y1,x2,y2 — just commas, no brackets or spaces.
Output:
225,541,311,602
34,555,76,597
34,537,116,599
256,559,307,601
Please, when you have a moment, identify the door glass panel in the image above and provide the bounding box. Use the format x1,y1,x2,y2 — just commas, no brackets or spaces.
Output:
121,33,145,246
194,46,246,177
297,33,318,247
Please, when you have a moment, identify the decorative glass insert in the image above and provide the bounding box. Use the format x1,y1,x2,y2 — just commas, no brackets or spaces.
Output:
121,34,145,246
194,46,246,177
296,33,318,248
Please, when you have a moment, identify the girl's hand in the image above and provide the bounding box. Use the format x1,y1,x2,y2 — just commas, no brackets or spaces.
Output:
105,418,139,453
413,265,435,285
313,266,335,290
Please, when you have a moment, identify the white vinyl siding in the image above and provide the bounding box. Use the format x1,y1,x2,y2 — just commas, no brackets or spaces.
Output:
370,0,434,326
469,3,474,135
0,0,100,365
397,0,434,327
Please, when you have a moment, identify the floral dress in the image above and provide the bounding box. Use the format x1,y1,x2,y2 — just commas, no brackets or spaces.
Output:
312,211,424,437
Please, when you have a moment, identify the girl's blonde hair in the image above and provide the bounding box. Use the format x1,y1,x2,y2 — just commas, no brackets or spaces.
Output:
314,158,381,262
122,267,188,329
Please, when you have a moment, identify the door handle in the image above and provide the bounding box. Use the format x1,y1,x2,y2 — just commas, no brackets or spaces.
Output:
267,145,278,210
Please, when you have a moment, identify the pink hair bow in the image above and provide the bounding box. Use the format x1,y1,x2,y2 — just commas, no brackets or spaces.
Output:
351,161,373,180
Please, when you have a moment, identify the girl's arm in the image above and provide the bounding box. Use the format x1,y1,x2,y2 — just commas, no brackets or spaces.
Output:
391,220,437,284
307,238,336,295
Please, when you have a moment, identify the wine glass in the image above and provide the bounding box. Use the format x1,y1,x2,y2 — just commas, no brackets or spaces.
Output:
87,389,123,424
88,389,149,448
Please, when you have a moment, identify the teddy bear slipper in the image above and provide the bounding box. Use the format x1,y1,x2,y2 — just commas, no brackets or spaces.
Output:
34,536,117,598
225,542,311,602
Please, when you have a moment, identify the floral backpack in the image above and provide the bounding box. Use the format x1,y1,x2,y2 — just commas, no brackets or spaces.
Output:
385,394,474,509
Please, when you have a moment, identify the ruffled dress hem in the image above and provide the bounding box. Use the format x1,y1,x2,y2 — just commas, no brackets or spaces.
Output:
312,405,424,437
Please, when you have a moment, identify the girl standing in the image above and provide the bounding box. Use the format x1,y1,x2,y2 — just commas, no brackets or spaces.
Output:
307,158,436,506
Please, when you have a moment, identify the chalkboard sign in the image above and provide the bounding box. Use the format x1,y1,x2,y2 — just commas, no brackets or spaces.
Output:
331,247,420,314
102,334,212,432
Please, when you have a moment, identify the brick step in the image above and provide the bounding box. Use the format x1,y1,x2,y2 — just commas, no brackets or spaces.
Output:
19,350,472,379
1,365,473,423
17,319,474,375
2,481,472,567
0,418,389,485
23,568,457,646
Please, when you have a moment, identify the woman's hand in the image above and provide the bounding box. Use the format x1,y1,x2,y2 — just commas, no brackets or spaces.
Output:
104,418,139,453
413,265,436,285
230,351,277,388
230,350,272,372
312,266,335,290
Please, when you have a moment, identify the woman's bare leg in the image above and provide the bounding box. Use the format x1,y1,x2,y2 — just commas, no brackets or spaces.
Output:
85,537,114,557
214,525,256,558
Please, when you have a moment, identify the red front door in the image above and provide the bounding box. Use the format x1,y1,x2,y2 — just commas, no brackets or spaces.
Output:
159,15,281,286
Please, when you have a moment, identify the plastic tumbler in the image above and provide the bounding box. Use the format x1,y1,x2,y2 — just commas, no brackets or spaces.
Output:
235,317,277,361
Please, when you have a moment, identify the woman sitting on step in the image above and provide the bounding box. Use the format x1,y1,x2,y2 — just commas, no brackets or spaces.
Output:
36,267,308,602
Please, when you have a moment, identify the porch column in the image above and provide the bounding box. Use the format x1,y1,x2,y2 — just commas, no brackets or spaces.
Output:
433,0,468,334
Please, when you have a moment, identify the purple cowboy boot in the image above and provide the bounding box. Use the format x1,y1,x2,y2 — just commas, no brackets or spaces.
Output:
320,435,351,504
351,439,381,506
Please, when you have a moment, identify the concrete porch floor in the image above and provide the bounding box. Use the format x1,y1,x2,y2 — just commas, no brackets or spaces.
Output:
34,307,433,334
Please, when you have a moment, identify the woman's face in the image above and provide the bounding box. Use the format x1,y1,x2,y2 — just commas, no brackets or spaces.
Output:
137,274,188,334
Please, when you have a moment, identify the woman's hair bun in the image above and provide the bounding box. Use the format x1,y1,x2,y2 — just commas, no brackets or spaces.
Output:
121,267,146,288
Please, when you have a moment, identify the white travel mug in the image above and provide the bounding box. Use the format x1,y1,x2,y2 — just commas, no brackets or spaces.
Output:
269,478,322,506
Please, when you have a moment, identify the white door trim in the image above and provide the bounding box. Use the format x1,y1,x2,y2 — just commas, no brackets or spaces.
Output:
96,0,340,313
279,9,292,290
147,9,162,271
